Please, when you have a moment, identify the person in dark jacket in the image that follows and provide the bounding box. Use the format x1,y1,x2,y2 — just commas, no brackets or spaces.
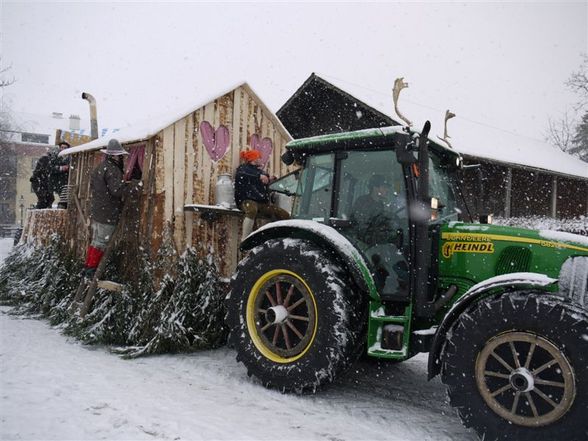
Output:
234,149,289,241
82,139,129,277
49,141,71,208
30,152,54,209
350,174,397,246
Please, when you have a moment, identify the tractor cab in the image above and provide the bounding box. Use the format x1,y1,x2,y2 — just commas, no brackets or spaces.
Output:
270,125,463,305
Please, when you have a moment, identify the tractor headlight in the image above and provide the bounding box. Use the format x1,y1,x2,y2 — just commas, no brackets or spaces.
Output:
431,197,439,221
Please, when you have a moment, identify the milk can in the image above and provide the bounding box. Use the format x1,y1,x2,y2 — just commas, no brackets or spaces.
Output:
215,174,235,208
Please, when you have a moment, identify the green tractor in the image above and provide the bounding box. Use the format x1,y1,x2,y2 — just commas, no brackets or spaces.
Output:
225,122,588,440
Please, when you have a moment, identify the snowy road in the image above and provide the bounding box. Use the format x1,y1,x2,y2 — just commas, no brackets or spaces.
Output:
0,238,476,441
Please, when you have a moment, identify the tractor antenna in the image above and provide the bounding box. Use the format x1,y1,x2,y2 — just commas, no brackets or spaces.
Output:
392,77,413,127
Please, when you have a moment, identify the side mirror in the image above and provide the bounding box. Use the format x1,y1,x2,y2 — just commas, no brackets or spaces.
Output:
281,151,295,166
395,139,418,165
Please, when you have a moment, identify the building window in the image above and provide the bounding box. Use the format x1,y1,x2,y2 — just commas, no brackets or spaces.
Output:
22,132,49,144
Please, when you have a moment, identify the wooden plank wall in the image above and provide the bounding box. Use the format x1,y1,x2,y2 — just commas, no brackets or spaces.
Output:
20,209,67,246
65,151,98,257
151,86,292,278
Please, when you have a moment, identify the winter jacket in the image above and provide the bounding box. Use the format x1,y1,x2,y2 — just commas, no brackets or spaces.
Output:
48,152,70,194
30,156,51,195
89,156,127,225
234,163,270,208
30,156,53,208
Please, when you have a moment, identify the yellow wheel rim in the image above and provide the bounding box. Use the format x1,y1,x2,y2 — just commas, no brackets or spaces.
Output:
246,269,318,363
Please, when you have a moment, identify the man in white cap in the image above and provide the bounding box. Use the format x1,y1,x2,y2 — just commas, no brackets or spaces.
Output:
82,139,129,277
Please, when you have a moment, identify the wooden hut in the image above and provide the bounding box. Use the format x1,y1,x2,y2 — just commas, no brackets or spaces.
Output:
57,83,292,278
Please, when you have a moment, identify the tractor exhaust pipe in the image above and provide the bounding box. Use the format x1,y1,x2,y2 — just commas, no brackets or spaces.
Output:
414,121,435,318
81,92,99,139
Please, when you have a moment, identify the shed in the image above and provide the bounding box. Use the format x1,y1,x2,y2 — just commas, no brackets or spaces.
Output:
277,74,588,219
58,82,292,278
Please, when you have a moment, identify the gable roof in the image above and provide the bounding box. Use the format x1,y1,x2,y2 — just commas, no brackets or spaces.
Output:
278,74,397,134
279,73,588,180
60,82,291,156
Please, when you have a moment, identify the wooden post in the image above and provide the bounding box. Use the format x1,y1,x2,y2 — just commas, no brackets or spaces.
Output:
504,167,512,217
71,188,89,228
551,176,558,219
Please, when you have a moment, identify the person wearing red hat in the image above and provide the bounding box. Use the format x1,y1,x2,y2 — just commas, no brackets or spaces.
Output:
234,149,289,240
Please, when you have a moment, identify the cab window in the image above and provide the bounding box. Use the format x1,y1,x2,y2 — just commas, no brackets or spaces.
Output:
291,153,334,221
335,150,409,298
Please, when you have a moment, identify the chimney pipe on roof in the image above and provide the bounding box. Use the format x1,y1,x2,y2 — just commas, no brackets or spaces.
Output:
81,92,99,139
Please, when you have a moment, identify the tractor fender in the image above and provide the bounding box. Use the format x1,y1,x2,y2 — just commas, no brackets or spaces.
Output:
427,272,558,380
241,219,379,300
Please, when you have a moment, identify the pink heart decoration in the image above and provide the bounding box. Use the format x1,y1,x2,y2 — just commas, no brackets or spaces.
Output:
200,121,230,162
250,134,273,167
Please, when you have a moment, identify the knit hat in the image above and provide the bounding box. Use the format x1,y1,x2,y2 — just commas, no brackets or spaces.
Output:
100,139,128,156
240,149,262,162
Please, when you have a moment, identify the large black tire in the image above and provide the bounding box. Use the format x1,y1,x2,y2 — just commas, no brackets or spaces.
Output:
560,256,588,307
441,292,588,441
226,238,366,393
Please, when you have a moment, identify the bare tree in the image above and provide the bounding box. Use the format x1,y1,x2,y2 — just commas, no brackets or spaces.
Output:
570,112,588,162
547,55,588,162
0,57,15,88
565,53,588,110
0,58,16,142
547,112,574,152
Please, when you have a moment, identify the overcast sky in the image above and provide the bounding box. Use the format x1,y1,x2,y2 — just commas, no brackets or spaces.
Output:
1,1,586,142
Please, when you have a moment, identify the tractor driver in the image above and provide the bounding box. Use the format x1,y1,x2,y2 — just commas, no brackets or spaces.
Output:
350,174,408,296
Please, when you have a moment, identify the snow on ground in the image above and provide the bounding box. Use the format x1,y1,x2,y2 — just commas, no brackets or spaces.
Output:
0,239,475,441
0,238,14,263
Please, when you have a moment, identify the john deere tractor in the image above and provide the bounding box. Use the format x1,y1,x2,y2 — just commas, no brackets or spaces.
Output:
225,122,588,441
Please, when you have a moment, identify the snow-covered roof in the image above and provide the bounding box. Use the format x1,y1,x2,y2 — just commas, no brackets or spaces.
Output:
317,74,588,180
60,82,292,156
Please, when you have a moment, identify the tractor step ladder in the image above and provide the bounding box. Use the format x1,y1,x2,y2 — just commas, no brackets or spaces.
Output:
96,280,124,292
367,303,412,359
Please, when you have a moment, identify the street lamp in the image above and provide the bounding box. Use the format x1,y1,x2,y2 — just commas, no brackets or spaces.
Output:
19,195,24,227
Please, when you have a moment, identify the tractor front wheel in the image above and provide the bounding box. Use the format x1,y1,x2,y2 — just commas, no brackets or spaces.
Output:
441,292,588,441
226,238,366,393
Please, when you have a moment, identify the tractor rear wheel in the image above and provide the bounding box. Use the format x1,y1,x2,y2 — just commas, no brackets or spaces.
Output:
560,256,588,307
441,292,588,441
226,238,366,393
